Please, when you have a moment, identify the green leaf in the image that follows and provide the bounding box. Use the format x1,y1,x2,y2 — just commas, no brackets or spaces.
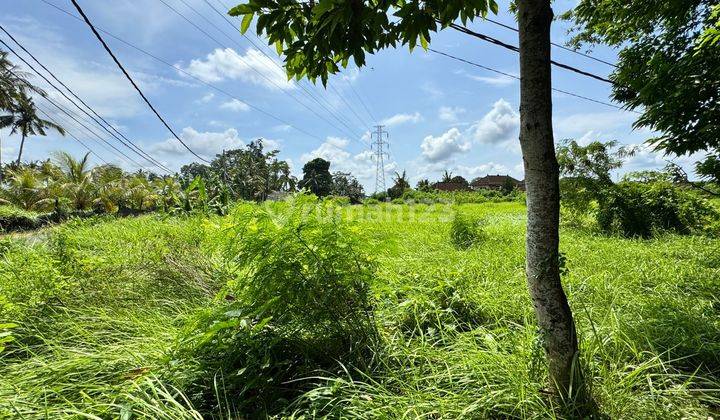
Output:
275,40,283,55
419,34,429,51
228,4,253,16
312,0,334,17
489,1,499,15
240,13,254,34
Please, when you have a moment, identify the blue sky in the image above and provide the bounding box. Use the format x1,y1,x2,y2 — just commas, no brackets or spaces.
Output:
2,0,698,191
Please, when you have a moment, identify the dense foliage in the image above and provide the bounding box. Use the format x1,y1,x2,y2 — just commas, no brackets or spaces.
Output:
180,139,294,201
449,211,484,249
297,157,333,197
558,139,719,237
171,196,377,415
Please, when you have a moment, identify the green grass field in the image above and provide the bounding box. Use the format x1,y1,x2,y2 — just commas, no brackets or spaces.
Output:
1,201,719,418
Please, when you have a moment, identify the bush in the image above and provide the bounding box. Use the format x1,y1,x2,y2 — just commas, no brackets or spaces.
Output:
171,196,377,416
0,206,41,231
396,279,488,336
400,189,525,204
597,182,718,238
363,198,380,205
449,211,484,249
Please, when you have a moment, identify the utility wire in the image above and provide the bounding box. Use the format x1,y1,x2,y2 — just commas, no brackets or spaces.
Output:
447,23,614,85
428,48,639,113
38,0,348,152
180,0,366,142
69,0,210,163
482,17,618,68
160,0,361,141
345,78,377,124
35,104,109,165
37,0,357,157
210,0,371,133
34,90,148,168
0,29,172,173
4,63,150,167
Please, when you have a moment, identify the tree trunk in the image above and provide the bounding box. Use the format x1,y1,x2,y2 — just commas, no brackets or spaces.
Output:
16,133,26,165
517,0,581,400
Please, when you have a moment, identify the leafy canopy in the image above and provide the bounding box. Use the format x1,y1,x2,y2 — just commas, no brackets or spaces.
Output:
299,157,333,197
564,0,720,156
230,0,499,85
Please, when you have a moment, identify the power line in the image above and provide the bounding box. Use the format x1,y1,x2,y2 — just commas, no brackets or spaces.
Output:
447,23,614,85
209,0,371,135
482,17,618,68
161,0,364,142
34,90,148,168
428,48,639,113
345,77,377,124
37,0,355,154
0,28,172,173
69,0,210,163
2,62,150,167
35,104,109,165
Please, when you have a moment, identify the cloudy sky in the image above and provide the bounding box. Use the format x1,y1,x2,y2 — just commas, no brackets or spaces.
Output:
1,0,698,191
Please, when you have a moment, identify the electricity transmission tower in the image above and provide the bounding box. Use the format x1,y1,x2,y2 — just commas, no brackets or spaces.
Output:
371,125,389,194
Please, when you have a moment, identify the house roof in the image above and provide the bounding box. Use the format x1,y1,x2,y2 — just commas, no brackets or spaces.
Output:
470,175,523,186
432,182,470,191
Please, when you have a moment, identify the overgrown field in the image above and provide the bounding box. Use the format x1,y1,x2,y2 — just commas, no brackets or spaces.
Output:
1,199,719,418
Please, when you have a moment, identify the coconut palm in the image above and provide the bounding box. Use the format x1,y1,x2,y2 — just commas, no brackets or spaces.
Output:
6,93,65,165
0,166,54,211
51,152,96,210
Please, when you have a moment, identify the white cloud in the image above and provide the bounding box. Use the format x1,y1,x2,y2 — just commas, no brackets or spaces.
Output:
438,106,466,122
220,99,251,112
421,82,443,99
381,112,422,127
455,68,517,87
420,127,471,163
272,124,292,132
0,17,192,119
468,74,516,87
181,48,293,90
554,111,636,137
150,127,244,160
198,92,215,103
456,162,511,178
469,99,519,145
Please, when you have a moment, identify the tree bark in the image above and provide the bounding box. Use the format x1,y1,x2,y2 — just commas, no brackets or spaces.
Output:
16,133,26,165
517,0,581,399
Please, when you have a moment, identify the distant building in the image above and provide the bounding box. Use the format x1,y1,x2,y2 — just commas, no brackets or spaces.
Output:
470,175,525,191
432,182,471,192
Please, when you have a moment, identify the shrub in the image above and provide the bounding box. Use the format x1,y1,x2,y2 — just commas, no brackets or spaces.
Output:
0,206,41,232
171,196,377,416
597,182,718,238
400,189,525,204
449,211,484,249
363,198,380,205
396,280,488,336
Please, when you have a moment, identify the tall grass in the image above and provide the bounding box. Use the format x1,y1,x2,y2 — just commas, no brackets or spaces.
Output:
0,201,718,418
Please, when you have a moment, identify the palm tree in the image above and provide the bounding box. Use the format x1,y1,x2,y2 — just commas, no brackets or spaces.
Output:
53,152,95,210
0,166,54,211
1,50,49,178
54,151,92,183
6,93,65,165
